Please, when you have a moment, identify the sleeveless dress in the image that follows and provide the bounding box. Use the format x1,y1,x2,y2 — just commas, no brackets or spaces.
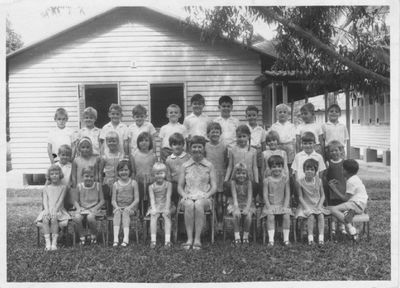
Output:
102,151,124,186
262,149,289,178
146,181,176,215
261,175,293,216
114,179,135,209
295,177,330,218
36,184,71,226
76,182,104,216
227,182,256,214
229,145,257,181
326,159,346,205
205,142,227,193
74,156,98,185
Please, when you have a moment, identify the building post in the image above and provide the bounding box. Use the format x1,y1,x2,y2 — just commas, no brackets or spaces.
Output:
324,91,328,122
282,81,288,104
271,82,277,123
345,90,351,159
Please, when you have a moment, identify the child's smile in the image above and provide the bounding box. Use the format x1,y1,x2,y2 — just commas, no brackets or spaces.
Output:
267,140,278,150
79,142,92,157
246,111,258,127
235,170,247,183
328,107,340,123
304,167,316,180
171,143,184,156
301,110,313,123
134,114,145,127
154,171,166,183
237,133,249,148
270,164,283,177
106,137,119,152
109,110,121,125
329,147,341,161
167,108,181,123
49,170,61,184
277,109,289,123
118,166,130,180
83,173,94,187
83,115,96,129
302,141,314,154
219,103,232,119
138,139,150,152
192,101,204,116
208,129,221,144
58,152,70,165
55,115,67,129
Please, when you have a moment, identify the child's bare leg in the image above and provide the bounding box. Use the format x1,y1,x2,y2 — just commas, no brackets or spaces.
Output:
113,211,122,244
317,214,324,243
233,214,241,241
242,213,252,242
162,214,172,244
282,214,290,243
183,200,195,245
87,213,97,239
122,210,131,244
216,193,223,224
150,214,158,244
42,219,51,250
307,216,314,243
50,219,59,250
267,214,275,244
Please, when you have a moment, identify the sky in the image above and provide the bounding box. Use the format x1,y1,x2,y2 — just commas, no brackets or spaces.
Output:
5,2,277,48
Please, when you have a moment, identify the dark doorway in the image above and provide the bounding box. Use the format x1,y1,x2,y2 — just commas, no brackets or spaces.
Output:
85,84,118,128
150,83,184,128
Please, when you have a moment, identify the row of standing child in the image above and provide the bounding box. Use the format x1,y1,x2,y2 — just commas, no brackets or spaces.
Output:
38,93,367,250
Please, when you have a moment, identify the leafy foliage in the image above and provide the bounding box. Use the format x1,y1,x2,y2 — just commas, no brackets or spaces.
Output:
6,18,23,54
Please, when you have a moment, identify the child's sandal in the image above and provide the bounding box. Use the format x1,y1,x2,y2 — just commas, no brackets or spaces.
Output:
150,241,157,249
112,242,119,247
231,239,241,247
267,241,274,247
318,241,324,245
242,239,250,246
121,242,128,247
283,241,290,247
80,238,86,246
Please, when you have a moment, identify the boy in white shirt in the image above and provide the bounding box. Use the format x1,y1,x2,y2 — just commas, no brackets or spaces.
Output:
47,108,75,164
328,159,368,241
183,94,211,143
77,107,101,156
159,104,187,162
213,95,240,149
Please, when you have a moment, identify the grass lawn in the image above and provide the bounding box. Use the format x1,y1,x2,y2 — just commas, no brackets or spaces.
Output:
7,179,391,282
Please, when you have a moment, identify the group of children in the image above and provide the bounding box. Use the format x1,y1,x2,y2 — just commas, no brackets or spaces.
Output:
37,93,368,251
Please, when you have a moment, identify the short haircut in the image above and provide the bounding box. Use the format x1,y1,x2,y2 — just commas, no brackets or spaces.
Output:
152,162,167,173
109,103,122,114
232,162,249,181
303,158,319,172
58,144,72,156
167,104,181,114
137,132,153,151
301,132,316,143
276,103,291,113
46,164,64,181
343,159,359,175
81,166,95,176
116,159,132,177
300,102,315,114
191,94,205,105
169,132,185,146
267,155,284,168
265,130,280,143
207,122,222,134
218,95,233,105
54,108,68,120
190,135,206,148
106,131,119,141
327,140,344,152
246,105,259,114
83,106,98,119
132,105,147,116
327,103,341,114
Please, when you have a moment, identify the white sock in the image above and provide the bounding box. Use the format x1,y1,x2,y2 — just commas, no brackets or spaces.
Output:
318,234,324,242
243,232,249,240
51,234,58,248
268,230,275,243
234,232,240,240
44,234,51,249
123,227,129,243
347,225,357,235
113,226,120,243
308,234,314,242
151,234,156,242
165,234,171,243
283,229,290,242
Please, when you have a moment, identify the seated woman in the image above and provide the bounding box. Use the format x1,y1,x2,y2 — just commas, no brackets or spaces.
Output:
177,135,217,250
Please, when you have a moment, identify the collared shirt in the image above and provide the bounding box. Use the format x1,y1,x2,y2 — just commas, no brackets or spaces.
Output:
291,150,326,180
78,127,101,155
269,121,296,144
346,175,368,206
296,122,323,144
213,116,240,148
56,162,72,187
159,122,187,148
99,122,128,154
247,124,266,148
182,157,215,197
184,113,211,139
47,127,75,155
321,121,349,147
127,122,157,154
165,152,191,182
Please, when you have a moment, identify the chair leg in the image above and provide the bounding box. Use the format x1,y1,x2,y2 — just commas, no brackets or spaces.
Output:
367,221,370,241
252,217,257,243
223,218,226,242
174,214,179,243
211,212,215,244
37,227,40,247
262,218,266,244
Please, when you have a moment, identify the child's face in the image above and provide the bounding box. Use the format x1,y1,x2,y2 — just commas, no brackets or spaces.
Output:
55,114,67,129
329,147,341,161
133,113,146,126
301,109,314,123
191,101,204,116
58,151,71,165
270,164,283,177
302,141,314,154
154,170,166,183
237,133,249,148
190,143,205,158
171,143,184,156
138,138,150,152
83,172,94,187
246,110,258,126
83,114,96,129
166,108,181,123
106,137,119,152
109,109,122,124
304,166,316,179
235,170,247,183
219,102,232,118
267,139,278,150
208,128,221,143
118,165,130,180
49,170,61,184
277,109,289,123
328,107,340,123
79,142,92,157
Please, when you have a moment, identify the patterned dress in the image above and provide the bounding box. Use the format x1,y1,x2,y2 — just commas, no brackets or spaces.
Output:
295,177,330,218
261,175,292,216
147,181,175,215
76,182,104,216
36,184,71,226
227,181,255,214
182,158,214,200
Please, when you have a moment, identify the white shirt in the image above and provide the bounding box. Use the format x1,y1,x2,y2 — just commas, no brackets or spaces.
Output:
296,122,323,144
269,121,296,144
346,175,368,205
99,122,128,154
159,122,187,148
184,113,211,139
247,124,266,148
321,121,349,147
127,122,157,154
56,162,72,187
291,150,326,180
78,127,101,155
47,127,75,155
213,116,240,148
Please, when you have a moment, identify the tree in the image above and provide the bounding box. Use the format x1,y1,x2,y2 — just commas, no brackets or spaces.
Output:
185,6,390,96
6,18,23,54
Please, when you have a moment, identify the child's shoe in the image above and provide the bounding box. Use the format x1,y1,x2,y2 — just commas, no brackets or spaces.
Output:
121,242,128,247
90,235,97,245
318,240,324,246
150,241,157,249
267,241,274,247
164,242,172,249
308,240,315,246
283,241,290,247
242,238,250,247
113,242,119,247
231,239,241,247
80,237,86,246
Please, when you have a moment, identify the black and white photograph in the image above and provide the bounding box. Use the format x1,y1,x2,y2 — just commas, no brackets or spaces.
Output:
3,0,398,286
